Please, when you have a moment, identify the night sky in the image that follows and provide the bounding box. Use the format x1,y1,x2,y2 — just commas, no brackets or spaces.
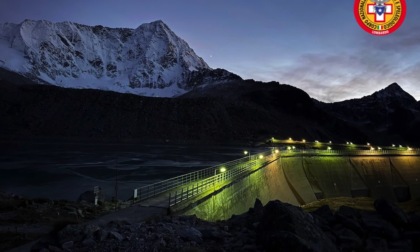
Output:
1,0,419,102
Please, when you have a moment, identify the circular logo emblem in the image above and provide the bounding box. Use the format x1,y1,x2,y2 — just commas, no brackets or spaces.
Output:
354,0,406,36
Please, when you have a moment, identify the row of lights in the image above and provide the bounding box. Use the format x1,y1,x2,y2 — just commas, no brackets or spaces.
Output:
283,137,414,149
218,149,281,175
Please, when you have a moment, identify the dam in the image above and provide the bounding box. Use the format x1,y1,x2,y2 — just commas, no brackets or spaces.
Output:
132,148,420,221
176,152,420,221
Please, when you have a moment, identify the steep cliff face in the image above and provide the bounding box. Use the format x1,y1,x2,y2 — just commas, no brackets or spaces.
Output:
0,19,239,97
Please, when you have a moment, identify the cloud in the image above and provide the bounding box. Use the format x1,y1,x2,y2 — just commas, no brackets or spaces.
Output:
238,29,420,103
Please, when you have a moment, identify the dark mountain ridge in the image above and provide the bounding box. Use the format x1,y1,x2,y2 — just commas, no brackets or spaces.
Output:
0,66,418,145
318,83,420,145
0,75,367,144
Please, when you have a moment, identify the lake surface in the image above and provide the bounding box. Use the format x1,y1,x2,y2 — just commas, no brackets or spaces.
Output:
0,142,267,201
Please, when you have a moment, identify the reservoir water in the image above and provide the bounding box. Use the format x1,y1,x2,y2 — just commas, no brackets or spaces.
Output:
0,141,266,201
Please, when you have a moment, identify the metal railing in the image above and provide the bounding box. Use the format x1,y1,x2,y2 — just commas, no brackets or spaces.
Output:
168,151,279,207
279,149,420,157
133,150,277,202
131,147,419,207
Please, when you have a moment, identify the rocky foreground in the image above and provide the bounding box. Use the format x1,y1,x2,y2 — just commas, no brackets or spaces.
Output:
16,198,418,252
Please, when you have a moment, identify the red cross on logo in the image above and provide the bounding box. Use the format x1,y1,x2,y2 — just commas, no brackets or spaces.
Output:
367,4,393,22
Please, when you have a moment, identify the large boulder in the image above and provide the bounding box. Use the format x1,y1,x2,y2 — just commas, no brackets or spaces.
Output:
257,200,338,252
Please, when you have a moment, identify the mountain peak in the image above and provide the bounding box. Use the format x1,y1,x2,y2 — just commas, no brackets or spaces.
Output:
383,82,403,92
372,83,415,102
136,20,170,31
0,19,236,97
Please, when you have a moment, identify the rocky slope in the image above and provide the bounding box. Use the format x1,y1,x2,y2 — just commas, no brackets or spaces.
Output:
318,83,420,146
0,78,366,144
0,19,240,97
23,198,420,252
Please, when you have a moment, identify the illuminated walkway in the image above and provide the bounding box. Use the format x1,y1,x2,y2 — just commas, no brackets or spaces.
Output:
122,142,420,220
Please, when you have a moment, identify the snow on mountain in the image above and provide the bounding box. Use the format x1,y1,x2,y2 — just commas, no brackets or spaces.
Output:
0,19,239,97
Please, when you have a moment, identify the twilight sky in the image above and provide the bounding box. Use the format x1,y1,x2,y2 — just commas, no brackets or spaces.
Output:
0,0,419,102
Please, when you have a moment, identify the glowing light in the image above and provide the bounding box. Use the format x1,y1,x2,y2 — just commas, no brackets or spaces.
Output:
370,147,375,151
315,140,319,143
378,147,382,150
327,147,332,150
259,154,264,159
287,146,292,150
346,142,350,145
244,150,248,155
408,147,413,151
399,145,403,148
292,146,296,149
329,141,332,144
350,142,353,145
220,167,227,173
302,139,306,143
367,143,370,146
275,149,279,154
392,144,396,147
289,137,293,141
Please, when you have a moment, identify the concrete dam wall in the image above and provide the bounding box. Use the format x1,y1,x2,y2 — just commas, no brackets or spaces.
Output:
185,156,420,221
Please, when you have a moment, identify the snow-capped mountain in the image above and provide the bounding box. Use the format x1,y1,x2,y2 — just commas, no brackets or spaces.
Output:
0,19,240,97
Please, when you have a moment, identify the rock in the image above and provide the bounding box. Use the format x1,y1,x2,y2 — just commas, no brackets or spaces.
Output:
77,190,95,203
402,231,420,250
374,198,408,227
335,213,365,237
82,238,97,247
77,209,84,218
388,240,412,251
254,198,263,212
178,215,198,225
407,213,420,229
109,231,124,241
94,229,108,242
362,212,400,240
61,241,74,250
179,227,203,243
83,224,101,237
312,205,335,224
48,245,64,252
262,231,313,252
198,227,228,241
241,244,259,251
335,227,363,251
58,224,84,243
257,200,338,252
365,237,388,252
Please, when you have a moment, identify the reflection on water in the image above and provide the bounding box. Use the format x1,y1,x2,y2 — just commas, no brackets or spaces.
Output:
0,142,268,200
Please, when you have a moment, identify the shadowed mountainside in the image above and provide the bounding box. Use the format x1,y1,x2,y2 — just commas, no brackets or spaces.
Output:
0,77,366,144
318,83,420,146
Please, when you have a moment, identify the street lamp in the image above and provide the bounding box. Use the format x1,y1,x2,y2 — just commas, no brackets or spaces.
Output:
214,167,226,190
259,154,264,159
244,150,250,160
215,166,227,175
